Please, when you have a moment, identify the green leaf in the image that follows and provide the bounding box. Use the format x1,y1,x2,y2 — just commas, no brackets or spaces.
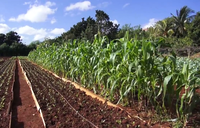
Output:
163,74,173,107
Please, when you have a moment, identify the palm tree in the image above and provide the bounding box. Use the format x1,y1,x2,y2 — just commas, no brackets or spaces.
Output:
146,26,158,40
155,17,174,37
171,6,195,37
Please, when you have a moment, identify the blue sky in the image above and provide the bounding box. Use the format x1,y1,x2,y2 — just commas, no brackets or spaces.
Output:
0,0,199,44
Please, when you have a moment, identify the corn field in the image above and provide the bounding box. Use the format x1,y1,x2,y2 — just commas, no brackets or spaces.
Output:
28,33,200,125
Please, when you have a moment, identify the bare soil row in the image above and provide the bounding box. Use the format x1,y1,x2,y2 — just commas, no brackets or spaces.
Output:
11,59,44,128
20,59,148,128
0,58,44,128
0,59,15,128
2,58,200,127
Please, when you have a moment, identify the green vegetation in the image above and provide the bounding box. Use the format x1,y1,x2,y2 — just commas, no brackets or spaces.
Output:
1,6,199,56
0,31,41,56
0,58,15,110
27,5,200,127
42,6,200,57
28,32,200,126
0,5,199,127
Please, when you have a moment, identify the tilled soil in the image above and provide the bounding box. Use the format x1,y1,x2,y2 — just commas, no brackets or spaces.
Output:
20,59,200,128
11,60,44,128
20,60,148,128
0,59,15,128
1,57,199,127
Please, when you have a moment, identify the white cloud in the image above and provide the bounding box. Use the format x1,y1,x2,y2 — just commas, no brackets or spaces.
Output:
0,24,64,44
17,25,46,35
51,18,56,24
65,1,95,11
9,1,57,23
0,24,10,33
143,18,158,29
11,27,18,31
111,20,119,25
35,35,55,40
21,36,30,45
16,25,65,42
0,15,5,22
46,35,55,39
21,36,29,40
50,28,65,35
34,34,46,40
16,25,48,40
21,35,25,39
123,3,130,8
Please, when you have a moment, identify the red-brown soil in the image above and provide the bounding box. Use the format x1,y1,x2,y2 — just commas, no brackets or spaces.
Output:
0,56,199,127
19,59,174,128
20,60,143,127
0,59,15,128
0,57,9,64
11,60,44,128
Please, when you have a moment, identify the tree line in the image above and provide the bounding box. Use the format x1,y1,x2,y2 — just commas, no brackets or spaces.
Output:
1,6,200,56
45,6,200,51
148,6,200,47
0,31,40,56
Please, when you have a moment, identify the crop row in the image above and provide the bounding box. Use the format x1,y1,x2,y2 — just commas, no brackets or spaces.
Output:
0,58,16,128
20,59,145,128
0,59,4,65
28,34,200,126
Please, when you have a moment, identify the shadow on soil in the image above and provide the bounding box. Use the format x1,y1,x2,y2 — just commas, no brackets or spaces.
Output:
11,61,24,128
191,95,200,126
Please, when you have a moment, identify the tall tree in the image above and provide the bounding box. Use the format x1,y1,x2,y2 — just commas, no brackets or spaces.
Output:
10,42,28,56
62,10,119,41
118,24,148,40
146,27,157,39
95,10,119,40
171,6,195,37
4,31,21,46
117,24,133,39
95,10,109,35
155,17,174,37
81,16,97,41
107,21,119,40
132,25,148,40
62,18,88,40
0,33,5,45
0,31,35,56
0,43,9,56
28,40,41,50
187,12,200,46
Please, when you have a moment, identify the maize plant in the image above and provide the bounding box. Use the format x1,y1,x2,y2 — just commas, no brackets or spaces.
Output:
28,32,200,125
